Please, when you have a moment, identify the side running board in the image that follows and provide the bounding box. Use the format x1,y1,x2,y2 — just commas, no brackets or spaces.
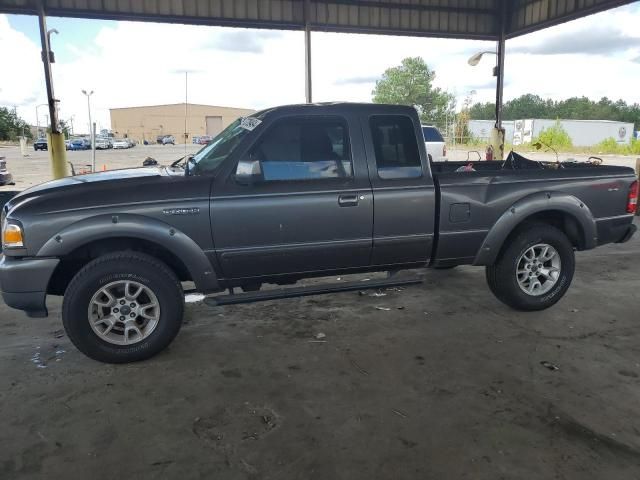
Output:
204,276,423,307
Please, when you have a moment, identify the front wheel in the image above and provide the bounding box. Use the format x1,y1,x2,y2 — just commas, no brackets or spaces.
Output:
62,252,184,363
485,223,575,311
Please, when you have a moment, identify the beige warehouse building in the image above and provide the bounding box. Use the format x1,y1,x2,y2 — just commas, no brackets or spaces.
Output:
110,103,255,143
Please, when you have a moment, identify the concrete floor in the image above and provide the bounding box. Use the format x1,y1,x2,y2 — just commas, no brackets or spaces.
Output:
1,219,639,480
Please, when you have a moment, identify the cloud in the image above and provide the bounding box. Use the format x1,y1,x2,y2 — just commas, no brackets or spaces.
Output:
0,15,44,109
2,3,640,133
206,30,283,53
333,75,379,85
463,78,500,91
510,26,640,55
18,94,39,106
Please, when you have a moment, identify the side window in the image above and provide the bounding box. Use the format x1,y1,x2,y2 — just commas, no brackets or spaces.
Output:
370,115,422,179
249,117,353,181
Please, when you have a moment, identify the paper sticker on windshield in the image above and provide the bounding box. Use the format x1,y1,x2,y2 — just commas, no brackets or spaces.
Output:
240,117,262,131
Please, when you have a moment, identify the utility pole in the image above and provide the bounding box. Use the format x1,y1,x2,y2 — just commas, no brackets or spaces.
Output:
82,89,95,172
184,71,188,154
35,103,47,138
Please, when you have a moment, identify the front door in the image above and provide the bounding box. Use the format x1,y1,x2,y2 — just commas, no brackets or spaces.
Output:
211,114,373,280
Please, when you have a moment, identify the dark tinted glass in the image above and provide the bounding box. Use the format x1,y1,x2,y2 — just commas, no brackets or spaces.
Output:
422,126,444,142
251,118,353,181
370,115,422,179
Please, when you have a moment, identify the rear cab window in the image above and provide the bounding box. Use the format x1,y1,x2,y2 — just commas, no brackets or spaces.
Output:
370,115,422,179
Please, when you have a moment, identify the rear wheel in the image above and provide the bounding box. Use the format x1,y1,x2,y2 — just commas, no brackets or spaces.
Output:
62,252,184,363
486,223,575,311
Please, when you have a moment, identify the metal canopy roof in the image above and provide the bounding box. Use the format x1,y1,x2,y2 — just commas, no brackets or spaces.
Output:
0,0,636,40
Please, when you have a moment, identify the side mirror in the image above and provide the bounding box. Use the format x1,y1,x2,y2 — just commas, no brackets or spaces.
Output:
235,158,262,185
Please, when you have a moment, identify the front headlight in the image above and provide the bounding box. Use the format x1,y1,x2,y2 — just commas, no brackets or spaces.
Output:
2,222,24,248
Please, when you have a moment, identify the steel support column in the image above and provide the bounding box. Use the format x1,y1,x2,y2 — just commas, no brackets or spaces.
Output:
37,0,67,178
493,0,507,160
304,0,312,103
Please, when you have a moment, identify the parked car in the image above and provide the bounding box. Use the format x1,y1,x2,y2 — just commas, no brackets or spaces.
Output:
95,138,111,150
69,138,91,150
422,125,447,161
198,135,213,145
125,138,136,148
64,140,72,150
0,103,637,363
112,139,130,149
0,157,13,186
68,139,90,151
162,135,175,145
33,138,48,151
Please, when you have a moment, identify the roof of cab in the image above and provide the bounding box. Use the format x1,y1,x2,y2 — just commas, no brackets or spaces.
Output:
255,102,419,118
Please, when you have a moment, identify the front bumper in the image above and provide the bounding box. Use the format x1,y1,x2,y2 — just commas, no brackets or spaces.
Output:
0,256,59,318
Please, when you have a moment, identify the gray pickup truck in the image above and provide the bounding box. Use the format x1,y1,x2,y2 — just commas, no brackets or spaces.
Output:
1,103,637,363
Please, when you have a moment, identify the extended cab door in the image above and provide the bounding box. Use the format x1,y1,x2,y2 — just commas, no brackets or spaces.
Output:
210,112,373,279
361,111,436,265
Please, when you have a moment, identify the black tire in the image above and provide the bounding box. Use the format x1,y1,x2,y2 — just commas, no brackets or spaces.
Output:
62,252,184,363
485,223,575,311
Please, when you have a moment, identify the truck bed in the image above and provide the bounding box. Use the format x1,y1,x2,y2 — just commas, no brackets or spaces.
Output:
431,153,636,266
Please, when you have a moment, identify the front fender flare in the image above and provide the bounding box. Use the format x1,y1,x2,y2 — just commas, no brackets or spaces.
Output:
473,192,597,266
38,213,219,292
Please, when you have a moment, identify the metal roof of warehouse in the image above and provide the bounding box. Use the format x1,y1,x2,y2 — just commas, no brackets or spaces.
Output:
0,0,636,40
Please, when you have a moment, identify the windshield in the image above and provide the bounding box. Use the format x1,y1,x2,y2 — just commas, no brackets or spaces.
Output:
192,118,253,174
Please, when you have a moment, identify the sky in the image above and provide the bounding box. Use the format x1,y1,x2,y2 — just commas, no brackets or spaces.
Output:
0,3,639,134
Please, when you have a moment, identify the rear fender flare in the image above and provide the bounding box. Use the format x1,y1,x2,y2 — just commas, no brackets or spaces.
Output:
37,213,219,292
473,192,597,266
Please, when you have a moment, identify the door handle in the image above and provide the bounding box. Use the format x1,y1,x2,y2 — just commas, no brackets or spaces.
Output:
338,194,359,207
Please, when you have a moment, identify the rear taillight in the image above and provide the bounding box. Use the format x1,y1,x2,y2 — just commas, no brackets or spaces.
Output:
443,145,447,157
627,180,638,214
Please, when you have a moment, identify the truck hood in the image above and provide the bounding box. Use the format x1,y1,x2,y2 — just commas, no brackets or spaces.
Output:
5,167,170,213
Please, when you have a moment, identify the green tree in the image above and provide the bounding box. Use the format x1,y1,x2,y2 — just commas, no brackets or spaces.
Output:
468,102,495,120
0,106,32,141
454,109,471,144
372,57,455,129
58,119,71,139
469,94,640,130
535,120,573,149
